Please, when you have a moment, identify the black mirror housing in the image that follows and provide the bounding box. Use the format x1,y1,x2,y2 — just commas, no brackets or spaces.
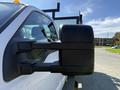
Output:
17,25,94,76
59,25,94,75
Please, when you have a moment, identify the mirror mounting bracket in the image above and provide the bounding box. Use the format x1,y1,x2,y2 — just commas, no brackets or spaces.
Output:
16,25,94,76
16,41,93,53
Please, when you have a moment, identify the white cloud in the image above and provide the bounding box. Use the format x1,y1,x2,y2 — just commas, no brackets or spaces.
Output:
62,0,94,16
86,17,120,38
81,8,93,16
87,17,120,27
63,5,93,16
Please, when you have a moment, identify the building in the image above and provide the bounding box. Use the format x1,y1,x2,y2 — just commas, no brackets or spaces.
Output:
94,38,113,46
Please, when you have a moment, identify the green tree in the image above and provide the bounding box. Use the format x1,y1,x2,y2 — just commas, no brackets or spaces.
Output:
113,32,120,45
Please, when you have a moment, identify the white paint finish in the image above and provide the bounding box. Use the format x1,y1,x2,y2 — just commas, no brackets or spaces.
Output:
0,6,66,90
56,76,67,90
0,6,34,85
0,52,66,90
1,73,65,90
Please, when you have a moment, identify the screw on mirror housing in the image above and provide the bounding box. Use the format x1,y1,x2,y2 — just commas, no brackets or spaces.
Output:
17,25,94,75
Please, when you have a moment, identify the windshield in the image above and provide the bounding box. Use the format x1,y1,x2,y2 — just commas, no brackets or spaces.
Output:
0,3,24,32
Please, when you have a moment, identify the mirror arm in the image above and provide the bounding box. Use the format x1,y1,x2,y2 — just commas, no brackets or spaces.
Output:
16,25,94,76
32,62,63,72
18,58,92,75
16,41,93,53
18,60,64,74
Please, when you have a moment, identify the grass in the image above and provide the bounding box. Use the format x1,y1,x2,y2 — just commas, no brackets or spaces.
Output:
106,48,120,54
95,46,103,48
95,46,111,48
95,46,120,54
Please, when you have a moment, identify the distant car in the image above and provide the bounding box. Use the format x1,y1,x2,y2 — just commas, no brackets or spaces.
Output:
111,45,120,49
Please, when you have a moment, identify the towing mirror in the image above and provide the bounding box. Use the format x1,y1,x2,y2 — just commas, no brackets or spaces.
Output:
17,25,94,75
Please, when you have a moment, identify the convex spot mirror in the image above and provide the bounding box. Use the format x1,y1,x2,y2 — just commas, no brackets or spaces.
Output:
17,24,94,75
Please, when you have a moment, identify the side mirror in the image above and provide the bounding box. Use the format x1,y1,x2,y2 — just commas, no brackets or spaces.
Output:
59,25,94,75
17,25,94,75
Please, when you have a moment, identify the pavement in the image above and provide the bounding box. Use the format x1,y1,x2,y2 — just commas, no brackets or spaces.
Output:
76,48,120,90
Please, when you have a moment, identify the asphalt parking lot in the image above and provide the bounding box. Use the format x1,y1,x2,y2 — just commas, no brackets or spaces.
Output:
76,48,120,90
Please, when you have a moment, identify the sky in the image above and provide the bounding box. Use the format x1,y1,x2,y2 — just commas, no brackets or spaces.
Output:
2,0,120,38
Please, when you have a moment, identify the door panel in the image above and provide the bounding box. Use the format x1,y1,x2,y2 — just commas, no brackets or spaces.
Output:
2,52,66,90
2,10,66,90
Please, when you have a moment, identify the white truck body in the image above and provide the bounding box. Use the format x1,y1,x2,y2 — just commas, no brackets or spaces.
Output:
0,4,66,90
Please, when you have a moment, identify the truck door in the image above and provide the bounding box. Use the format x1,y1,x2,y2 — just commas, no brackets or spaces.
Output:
2,11,66,90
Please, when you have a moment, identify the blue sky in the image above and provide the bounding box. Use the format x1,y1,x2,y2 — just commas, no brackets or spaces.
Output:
2,0,120,38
